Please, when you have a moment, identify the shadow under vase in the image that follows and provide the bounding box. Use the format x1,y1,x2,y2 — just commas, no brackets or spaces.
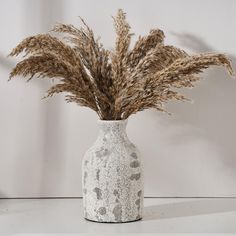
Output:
143,198,236,221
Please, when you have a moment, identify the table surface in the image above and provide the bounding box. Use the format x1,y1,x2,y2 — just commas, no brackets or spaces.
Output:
0,198,236,234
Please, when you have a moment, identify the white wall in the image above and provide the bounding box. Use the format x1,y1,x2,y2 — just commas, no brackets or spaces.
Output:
0,0,236,197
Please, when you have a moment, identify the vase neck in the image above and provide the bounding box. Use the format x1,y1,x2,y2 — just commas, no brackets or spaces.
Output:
97,119,128,140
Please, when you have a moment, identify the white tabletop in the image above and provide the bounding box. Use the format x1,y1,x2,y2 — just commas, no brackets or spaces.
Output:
0,198,236,234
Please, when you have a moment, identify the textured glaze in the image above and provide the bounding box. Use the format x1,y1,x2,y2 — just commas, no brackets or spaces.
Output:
82,119,143,223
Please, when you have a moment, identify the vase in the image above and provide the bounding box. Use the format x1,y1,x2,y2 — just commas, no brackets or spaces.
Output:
82,119,143,223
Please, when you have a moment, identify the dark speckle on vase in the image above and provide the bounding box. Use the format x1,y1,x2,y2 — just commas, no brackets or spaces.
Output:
93,187,102,200
98,207,106,215
96,169,100,181
113,190,119,196
135,199,141,211
130,173,141,181
130,152,138,159
83,172,88,185
135,199,140,206
112,204,122,221
95,147,110,158
129,143,135,148
137,190,142,197
130,160,140,168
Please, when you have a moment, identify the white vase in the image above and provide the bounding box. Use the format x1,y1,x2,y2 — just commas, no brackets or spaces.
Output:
82,119,143,223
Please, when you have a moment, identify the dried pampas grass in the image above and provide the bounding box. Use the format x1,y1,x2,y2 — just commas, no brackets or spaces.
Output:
9,9,234,120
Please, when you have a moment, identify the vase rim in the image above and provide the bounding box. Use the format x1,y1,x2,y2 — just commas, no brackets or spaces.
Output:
97,119,128,124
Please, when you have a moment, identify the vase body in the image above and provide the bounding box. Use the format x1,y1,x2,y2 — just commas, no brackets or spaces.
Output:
82,119,143,223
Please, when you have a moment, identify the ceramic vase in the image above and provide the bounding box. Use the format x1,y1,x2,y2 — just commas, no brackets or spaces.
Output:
82,119,143,223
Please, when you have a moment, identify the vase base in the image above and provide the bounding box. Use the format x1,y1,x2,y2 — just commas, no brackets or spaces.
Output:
84,217,142,224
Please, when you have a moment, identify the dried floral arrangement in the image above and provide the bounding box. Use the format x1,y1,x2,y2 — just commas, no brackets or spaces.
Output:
9,9,234,120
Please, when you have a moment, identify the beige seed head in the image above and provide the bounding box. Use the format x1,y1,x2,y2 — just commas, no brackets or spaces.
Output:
9,9,234,120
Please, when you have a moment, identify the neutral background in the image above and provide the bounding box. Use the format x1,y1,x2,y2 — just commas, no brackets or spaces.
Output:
0,0,235,198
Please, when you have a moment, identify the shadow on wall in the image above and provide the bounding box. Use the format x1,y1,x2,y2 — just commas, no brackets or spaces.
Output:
0,0,67,197
141,33,236,196
27,0,66,196
168,33,236,166
0,55,15,69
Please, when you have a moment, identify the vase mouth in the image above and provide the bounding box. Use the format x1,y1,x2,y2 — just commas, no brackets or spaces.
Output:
98,119,128,124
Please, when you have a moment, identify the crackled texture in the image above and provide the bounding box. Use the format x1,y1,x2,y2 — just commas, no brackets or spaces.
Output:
82,119,143,223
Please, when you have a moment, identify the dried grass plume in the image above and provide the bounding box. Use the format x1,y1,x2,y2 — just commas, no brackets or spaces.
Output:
9,9,234,120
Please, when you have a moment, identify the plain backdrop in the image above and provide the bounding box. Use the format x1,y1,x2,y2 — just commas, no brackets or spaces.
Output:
0,0,236,198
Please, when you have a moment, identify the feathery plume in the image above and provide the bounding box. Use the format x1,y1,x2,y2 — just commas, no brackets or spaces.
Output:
9,9,234,120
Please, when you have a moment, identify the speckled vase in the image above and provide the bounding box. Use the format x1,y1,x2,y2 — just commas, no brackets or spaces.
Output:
82,119,143,223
